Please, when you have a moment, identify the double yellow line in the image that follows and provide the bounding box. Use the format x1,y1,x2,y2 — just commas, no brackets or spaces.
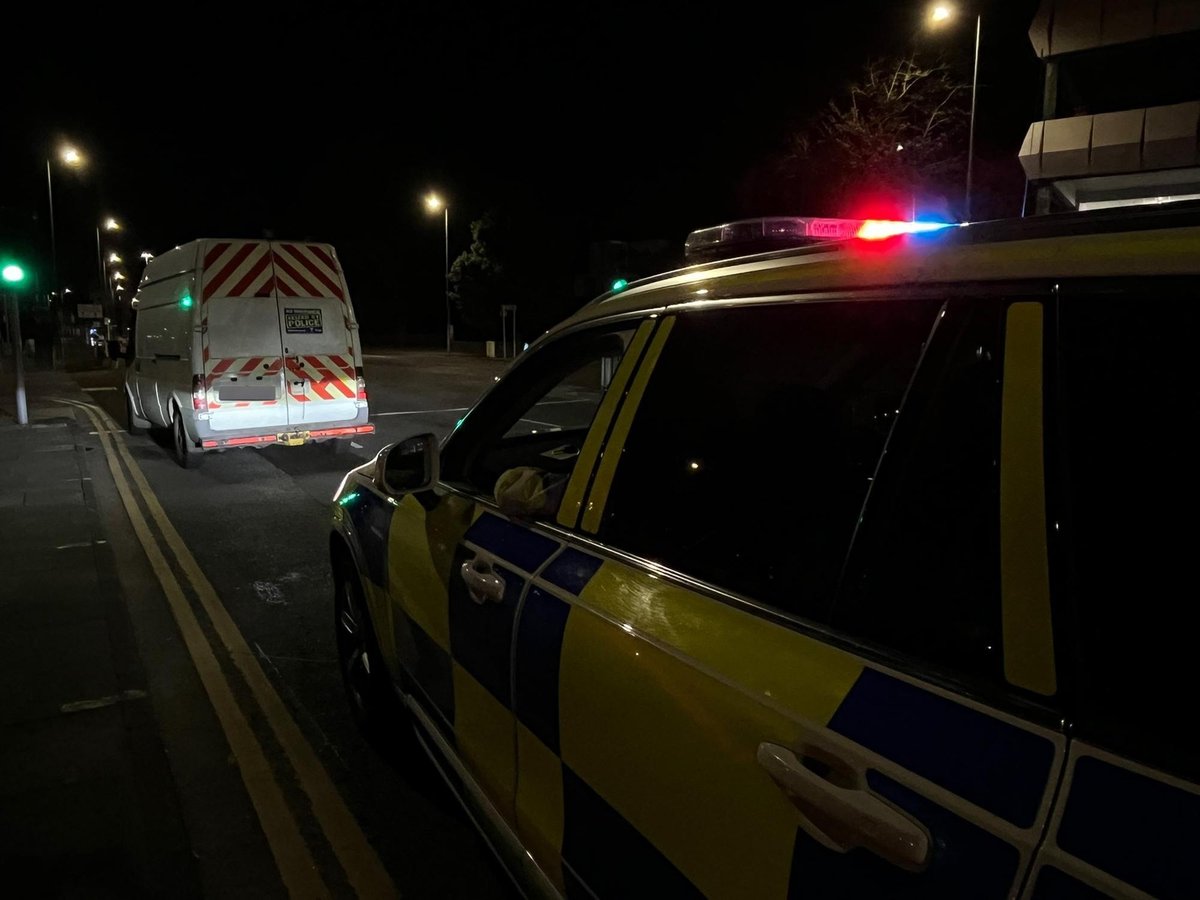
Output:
59,398,397,899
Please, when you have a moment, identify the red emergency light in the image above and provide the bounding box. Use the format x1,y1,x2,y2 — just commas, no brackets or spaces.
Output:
684,216,955,263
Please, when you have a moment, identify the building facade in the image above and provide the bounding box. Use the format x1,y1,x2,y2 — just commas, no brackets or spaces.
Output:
1021,0,1200,213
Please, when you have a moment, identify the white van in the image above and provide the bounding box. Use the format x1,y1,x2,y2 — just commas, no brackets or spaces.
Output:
125,239,373,467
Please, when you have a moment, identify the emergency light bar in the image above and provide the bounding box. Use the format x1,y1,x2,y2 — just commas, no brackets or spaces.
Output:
684,217,954,264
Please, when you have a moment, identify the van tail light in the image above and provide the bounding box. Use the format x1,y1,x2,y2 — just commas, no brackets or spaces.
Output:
192,374,210,416
355,366,368,401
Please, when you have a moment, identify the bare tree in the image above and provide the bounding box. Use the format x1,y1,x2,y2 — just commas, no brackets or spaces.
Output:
781,56,970,215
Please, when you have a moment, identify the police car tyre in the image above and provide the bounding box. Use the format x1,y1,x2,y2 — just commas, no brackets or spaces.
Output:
172,410,202,469
334,556,391,735
126,392,146,435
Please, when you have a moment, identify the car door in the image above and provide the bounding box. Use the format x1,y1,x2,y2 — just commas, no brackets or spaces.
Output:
382,319,647,867
512,297,1068,898
1022,284,1200,900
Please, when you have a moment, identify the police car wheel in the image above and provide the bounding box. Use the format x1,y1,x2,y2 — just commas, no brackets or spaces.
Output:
335,562,388,733
172,411,202,469
126,393,145,435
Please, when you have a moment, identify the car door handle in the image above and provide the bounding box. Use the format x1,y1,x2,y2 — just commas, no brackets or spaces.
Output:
460,558,505,604
757,742,929,872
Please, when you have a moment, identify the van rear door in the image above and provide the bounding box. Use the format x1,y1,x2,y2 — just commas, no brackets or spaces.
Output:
200,240,289,434
271,242,359,426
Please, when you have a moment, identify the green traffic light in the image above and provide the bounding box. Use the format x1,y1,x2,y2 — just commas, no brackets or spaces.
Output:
611,278,628,292
179,294,194,309
2,264,26,284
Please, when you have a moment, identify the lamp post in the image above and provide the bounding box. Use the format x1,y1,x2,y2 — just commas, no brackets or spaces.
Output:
2,262,30,425
927,2,981,220
423,193,451,353
46,145,84,368
46,145,84,305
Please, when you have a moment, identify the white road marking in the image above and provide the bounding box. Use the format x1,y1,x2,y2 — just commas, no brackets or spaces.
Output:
253,581,288,605
61,689,147,713
372,406,470,417
370,398,593,419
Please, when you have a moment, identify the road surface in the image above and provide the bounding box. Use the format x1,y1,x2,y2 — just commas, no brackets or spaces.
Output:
53,349,519,897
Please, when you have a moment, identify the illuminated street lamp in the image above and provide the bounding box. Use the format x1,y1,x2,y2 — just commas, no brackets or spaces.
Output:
45,142,86,333
140,251,154,263
96,216,124,304
112,271,126,281
927,1,981,219
108,252,122,264
423,192,451,354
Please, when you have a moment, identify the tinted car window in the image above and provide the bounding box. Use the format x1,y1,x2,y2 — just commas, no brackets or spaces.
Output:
596,299,940,621
837,299,1007,683
440,326,634,512
1058,290,1199,778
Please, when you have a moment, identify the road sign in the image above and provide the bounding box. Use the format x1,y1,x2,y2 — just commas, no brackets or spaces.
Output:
77,303,103,319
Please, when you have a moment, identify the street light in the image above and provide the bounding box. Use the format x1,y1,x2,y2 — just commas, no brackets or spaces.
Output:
108,252,122,264
926,1,981,219
140,251,154,263
929,3,952,24
96,216,123,306
423,192,451,354
113,271,126,281
46,141,86,355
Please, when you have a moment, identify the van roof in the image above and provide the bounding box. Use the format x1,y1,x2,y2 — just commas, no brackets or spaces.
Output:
555,206,1200,335
139,238,339,287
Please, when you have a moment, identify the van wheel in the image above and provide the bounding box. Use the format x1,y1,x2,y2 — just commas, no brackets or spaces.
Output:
172,410,203,469
126,393,146,435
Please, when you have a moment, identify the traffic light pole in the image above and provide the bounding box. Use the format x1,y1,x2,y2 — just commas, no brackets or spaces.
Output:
6,292,28,425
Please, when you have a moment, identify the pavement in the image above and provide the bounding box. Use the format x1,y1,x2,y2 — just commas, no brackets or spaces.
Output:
0,352,517,898
0,368,201,897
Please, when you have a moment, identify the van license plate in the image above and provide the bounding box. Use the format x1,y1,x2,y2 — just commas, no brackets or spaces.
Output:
278,431,310,446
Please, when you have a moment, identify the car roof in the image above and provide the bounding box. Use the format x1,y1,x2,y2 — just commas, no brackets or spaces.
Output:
553,205,1200,336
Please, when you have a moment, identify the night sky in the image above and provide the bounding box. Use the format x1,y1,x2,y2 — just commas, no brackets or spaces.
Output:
4,0,1042,337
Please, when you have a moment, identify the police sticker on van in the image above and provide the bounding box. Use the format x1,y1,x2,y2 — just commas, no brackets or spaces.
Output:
285,308,323,334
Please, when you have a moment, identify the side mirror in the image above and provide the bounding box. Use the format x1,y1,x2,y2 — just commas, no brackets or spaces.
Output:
375,433,439,495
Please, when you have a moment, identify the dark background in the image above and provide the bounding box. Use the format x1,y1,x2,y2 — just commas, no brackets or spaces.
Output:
2,1,1042,340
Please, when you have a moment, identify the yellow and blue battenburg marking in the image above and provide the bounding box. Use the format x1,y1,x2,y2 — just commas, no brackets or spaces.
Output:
348,488,1063,898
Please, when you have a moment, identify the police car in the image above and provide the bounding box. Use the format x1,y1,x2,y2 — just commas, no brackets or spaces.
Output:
330,208,1200,899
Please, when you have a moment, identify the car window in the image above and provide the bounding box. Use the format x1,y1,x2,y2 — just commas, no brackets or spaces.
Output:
1057,289,1199,779
594,299,940,622
836,298,1007,684
440,325,636,515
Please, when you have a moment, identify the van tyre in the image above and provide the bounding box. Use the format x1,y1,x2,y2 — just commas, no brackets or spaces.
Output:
126,392,147,435
172,410,203,469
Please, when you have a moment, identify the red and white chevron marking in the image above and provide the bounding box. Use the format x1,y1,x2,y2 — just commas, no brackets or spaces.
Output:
272,243,346,304
205,356,283,409
284,354,356,402
201,241,275,301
